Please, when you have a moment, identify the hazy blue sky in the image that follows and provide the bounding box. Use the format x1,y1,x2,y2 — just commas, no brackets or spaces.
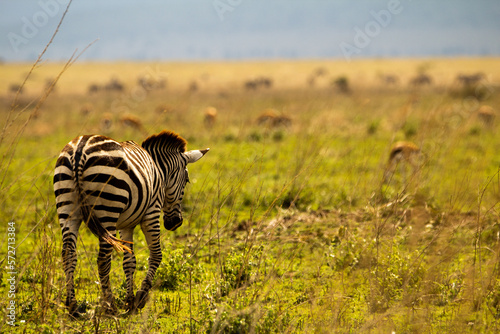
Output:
1,0,500,62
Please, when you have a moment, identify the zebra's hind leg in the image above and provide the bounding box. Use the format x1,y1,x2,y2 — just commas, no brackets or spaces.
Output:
119,228,136,312
60,218,83,317
97,234,118,315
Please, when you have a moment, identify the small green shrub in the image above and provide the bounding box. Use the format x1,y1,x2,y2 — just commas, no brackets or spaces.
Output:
209,305,253,334
220,250,253,296
325,226,374,272
256,306,293,334
370,242,425,312
155,248,203,291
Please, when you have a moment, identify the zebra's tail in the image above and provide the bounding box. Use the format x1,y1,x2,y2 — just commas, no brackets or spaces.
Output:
85,214,134,254
74,137,133,254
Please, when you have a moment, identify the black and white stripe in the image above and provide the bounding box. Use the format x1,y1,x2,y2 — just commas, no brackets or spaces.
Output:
54,130,208,315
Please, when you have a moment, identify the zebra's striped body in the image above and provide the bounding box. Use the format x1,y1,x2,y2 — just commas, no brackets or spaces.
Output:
53,130,208,315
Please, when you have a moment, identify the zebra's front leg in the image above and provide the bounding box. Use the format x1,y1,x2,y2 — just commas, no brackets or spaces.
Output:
135,220,162,310
120,228,136,312
97,236,117,315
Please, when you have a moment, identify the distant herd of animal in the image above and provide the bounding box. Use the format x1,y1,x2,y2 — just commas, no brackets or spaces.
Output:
7,68,489,96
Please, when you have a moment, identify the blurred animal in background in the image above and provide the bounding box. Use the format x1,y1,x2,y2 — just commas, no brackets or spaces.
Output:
378,74,399,86
333,76,350,93
137,75,166,91
80,103,94,117
410,74,432,87
105,78,125,92
9,83,23,95
88,83,100,94
99,113,148,135
101,112,113,133
307,67,329,87
45,77,56,93
477,105,495,127
244,76,273,90
383,141,421,185
188,80,199,93
120,114,147,134
204,107,217,129
88,77,125,94
456,72,485,87
257,109,292,128
187,73,210,93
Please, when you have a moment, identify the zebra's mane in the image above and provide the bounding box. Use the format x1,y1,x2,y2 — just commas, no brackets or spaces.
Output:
141,130,187,153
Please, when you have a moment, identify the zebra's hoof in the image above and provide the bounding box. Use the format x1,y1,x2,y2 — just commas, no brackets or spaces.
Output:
101,300,118,316
68,308,82,319
67,301,86,318
134,290,149,309
125,296,136,312
127,307,138,315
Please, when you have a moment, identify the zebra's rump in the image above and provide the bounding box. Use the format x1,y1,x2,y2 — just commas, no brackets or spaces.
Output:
54,135,157,234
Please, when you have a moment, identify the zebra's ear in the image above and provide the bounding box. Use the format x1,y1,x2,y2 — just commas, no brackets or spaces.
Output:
185,148,209,164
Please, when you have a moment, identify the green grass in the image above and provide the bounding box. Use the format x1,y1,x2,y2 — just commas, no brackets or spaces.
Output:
1,58,500,333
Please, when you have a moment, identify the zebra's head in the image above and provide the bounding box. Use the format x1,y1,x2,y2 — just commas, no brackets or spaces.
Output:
142,130,209,231
162,148,209,231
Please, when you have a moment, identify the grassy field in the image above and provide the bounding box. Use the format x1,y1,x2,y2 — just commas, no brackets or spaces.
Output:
1,57,500,333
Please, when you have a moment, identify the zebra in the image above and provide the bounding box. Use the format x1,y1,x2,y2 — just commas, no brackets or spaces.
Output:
53,130,208,316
